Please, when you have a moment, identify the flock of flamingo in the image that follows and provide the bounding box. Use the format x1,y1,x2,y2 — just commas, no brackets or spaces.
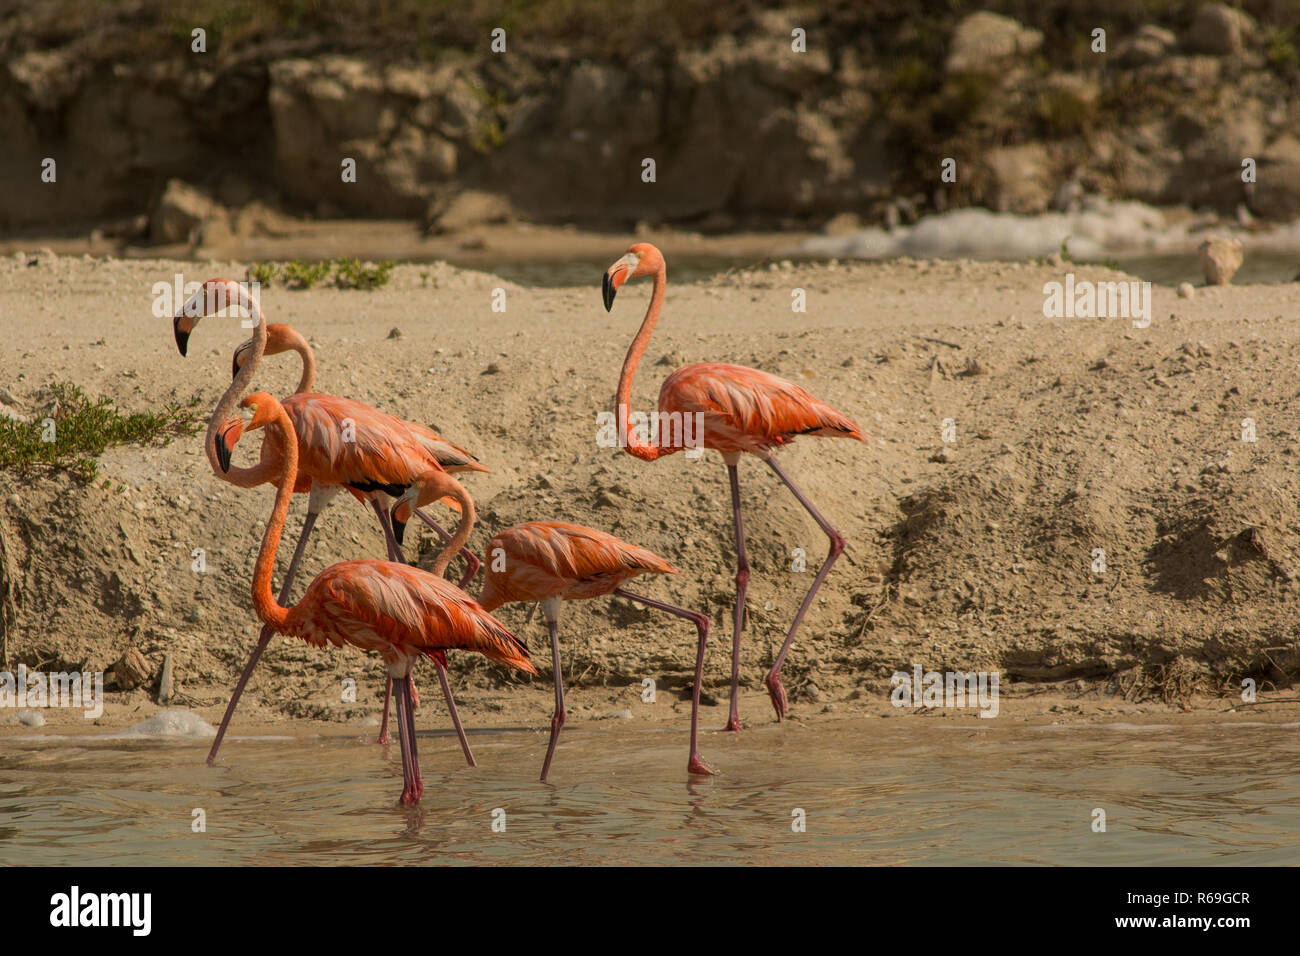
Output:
173,242,862,804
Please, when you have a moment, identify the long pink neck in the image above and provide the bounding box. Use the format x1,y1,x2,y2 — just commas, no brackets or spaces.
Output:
205,288,268,484
252,403,298,634
286,327,316,393
615,266,667,461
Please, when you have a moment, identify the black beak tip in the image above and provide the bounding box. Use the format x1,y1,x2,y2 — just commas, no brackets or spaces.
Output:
215,433,232,473
602,272,616,312
392,517,406,547
231,351,240,380
173,317,189,356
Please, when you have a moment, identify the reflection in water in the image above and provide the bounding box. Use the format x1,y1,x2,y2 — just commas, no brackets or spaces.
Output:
1,721,1297,865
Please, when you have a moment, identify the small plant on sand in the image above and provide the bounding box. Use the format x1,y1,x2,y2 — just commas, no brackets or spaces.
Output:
282,259,333,289
0,384,203,482
247,262,279,286
333,258,395,290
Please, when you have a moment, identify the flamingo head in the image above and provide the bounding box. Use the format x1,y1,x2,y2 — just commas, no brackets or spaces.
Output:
214,415,243,473
602,243,663,311
173,278,256,356
238,391,280,434
232,323,292,379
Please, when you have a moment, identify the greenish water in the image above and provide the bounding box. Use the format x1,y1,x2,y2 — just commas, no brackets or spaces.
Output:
2,719,1297,865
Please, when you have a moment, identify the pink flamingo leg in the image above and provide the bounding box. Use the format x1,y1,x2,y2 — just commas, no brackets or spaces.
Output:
614,588,713,775
724,462,749,732
762,456,846,721
379,671,423,741
433,657,476,767
539,615,567,783
377,677,393,746
394,675,423,804
370,498,407,563
208,510,318,766
412,509,481,589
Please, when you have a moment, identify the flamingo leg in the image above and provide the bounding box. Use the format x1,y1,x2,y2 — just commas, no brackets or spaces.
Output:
433,657,477,767
412,508,482,589
763,455,846,721
614,588,713,775
207,510,318,766
394,675,423,804
370,498,406,563
724,462,749,732
377,676,393,746
379,670,422,741
539,615,566,782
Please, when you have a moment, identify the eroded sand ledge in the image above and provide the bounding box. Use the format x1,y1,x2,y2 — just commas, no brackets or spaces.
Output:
2,252,1299,732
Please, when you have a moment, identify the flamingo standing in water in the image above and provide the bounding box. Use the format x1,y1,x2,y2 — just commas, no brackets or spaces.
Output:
602,243,863,730
173,280,482,764
224,321,490,745
478,521,712,779
235,391,535,805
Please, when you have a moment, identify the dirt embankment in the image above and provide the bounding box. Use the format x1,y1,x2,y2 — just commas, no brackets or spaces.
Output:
1,251,1299,729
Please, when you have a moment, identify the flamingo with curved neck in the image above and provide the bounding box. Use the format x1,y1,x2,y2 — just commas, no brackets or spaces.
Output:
240,391,535,805
174,279,482,766
604,243,864,734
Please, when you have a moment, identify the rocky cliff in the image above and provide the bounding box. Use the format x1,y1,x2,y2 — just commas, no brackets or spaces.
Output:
2,1,1299,237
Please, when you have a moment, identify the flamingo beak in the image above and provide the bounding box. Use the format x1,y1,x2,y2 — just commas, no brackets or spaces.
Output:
231,345,244,380
215,424,235,473
390,502,407,547
602,255,637,312
173,313,193,356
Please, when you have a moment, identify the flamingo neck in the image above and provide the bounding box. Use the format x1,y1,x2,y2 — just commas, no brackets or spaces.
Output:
252,404,296,633
431,479,476,577
205,289,267,483
615,267,666,461
288,328,316,393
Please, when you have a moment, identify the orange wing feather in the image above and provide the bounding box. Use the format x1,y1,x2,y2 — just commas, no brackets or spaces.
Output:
479,521,676,609
289,560,535,674
659,362,862,455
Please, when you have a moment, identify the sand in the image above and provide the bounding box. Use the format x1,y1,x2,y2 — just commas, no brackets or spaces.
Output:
2,245,1299,737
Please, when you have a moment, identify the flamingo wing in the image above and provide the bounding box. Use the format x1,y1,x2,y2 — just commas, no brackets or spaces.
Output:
660,362,862,453
480,521,676,607
292,560,535,674
282,393,444,493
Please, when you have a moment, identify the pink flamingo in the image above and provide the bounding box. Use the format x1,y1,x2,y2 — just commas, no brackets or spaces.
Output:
602,243,863,730
173,280,481,763
237,391,536,804
478,521,712,779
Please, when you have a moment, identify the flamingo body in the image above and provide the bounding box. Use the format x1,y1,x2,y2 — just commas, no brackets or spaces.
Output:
479,521,676,609
282,560,533,677
659,362,862,455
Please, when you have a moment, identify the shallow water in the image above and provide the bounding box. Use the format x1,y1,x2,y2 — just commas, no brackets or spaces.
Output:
2,719,1297,865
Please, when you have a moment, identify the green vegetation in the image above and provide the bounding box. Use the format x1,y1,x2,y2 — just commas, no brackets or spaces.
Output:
245,259,393,290
281,260,333,289
0,384,203,482
333,257,395,290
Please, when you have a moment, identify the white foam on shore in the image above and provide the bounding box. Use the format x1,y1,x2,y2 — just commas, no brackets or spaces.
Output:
789,200,1300,261
112,708,217,739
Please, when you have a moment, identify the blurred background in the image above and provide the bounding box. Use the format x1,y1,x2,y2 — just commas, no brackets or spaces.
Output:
2,0,1299,281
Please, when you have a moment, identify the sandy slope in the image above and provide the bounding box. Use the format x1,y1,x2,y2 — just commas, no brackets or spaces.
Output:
2,249,1299,734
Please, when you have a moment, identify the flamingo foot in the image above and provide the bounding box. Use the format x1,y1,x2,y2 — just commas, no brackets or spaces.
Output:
688,755,715,776
765,671,788,721
377,730,390,746
400,784,420,806
722,716,742,732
